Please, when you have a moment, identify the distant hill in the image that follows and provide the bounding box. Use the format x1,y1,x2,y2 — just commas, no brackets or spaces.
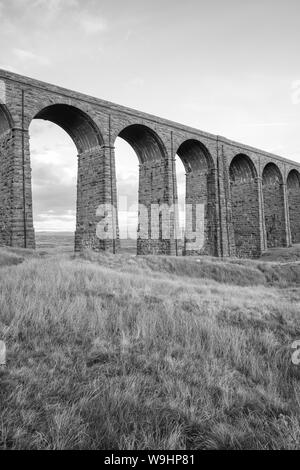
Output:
35,231,75,253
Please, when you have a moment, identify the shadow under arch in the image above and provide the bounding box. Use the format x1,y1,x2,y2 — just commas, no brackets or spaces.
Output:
33,104,104,153
118,124,167,163
175,139,217,256
262,162,286,248
229,154,260,258
176,139,214,172
115,124,171,255
287,169,300,244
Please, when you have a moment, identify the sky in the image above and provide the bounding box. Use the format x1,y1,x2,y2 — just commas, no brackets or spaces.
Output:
1,0,300,233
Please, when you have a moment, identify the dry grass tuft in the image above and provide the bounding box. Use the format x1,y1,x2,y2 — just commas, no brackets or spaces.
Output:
0,246,300,449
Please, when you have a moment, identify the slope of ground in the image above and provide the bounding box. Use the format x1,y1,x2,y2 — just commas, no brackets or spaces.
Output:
0,244,299,450
259,244,300,262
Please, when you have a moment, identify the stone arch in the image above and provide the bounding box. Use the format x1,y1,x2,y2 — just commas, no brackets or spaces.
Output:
115,124,171,255
32,104,104,153
229,154,260,257
262,162,286,248
175,139,216,256
287,169,300,244
176,139,214,172
117,124,167,162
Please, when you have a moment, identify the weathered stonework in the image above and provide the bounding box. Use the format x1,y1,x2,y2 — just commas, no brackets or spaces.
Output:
229,155,261,258
287,170,300,244
0,69,300,258
262,163,286,248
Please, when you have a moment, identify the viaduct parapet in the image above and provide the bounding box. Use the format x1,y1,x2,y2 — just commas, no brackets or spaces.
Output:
0,69,300,258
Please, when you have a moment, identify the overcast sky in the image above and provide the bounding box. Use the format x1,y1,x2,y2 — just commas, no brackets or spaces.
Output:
1,0,300,233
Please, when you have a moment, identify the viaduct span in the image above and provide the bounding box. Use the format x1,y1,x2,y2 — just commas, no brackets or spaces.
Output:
0,69,300,258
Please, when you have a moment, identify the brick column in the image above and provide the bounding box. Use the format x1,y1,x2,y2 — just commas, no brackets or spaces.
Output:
217,141,234,257
0,127,35,249
0,129,14,246
75,145,120,252
184,166,218,257
282,182,292,247
171,156,181,256
210,168,221,257
257,176,267,253
137,155,176,256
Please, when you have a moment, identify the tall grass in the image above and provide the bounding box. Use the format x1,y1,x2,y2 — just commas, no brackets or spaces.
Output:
0,248,300,449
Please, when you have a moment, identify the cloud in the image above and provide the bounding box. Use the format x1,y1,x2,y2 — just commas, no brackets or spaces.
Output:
0,2,16,34
24,0,79,17
32,180,76,217
0,64,19,73
34,211,76,232
29,121,77,231
13,48,51,66
78,13,107,35
35,210,75,220
129,77,145,88
238,121,300,128
33,0,77,10
13,49,35,60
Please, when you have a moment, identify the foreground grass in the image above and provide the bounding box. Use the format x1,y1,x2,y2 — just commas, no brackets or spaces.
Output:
0,248,300,449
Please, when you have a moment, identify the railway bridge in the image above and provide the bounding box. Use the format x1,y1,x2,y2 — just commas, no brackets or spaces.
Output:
0,69,300,258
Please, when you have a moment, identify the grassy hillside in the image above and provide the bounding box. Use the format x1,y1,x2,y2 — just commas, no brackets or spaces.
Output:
0,245,300,450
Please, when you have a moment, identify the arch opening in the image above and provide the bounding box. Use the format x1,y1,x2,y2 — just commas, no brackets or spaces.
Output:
287,169,300,244
114,137,139,253
115,124,168,255
34,104,103,154
29,120,78,249
118,124,166,163
175,139,216,256
28,104,104,251
262,162,286,248
229,154,260,258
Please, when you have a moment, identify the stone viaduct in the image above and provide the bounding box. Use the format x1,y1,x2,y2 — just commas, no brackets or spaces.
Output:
0,68,300,258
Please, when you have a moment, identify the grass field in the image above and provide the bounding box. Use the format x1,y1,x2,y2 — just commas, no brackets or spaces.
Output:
0,234,300,450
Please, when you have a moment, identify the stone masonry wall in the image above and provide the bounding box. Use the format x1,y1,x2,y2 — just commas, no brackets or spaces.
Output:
11,129,35,248
1,69,300,258
287,171,300,244
262,165,286,248
229,155,261,258
184,168,217,256
137,157,175,255
0,130,13,246
230,178,260,258
75,146,120,252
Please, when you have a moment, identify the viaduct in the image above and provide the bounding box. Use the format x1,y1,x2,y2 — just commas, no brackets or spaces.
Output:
0,69,300,259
